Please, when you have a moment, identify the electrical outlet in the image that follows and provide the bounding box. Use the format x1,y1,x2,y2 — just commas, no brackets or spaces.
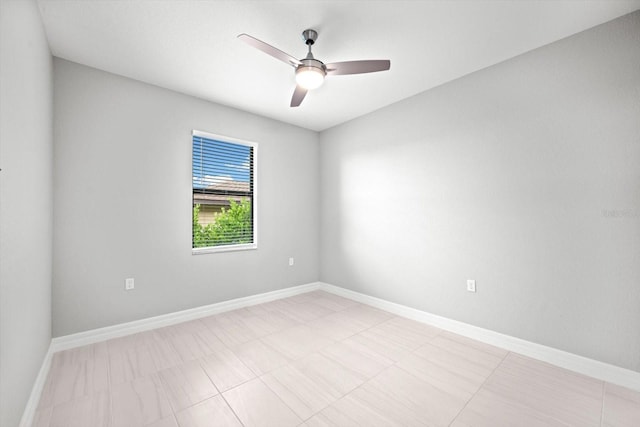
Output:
467,279,476,293
125,278,135,290
288,257,294,266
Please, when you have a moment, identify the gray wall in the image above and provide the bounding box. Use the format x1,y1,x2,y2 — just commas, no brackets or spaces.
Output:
53,59,320,336
0,0,53,425
320,11,640,372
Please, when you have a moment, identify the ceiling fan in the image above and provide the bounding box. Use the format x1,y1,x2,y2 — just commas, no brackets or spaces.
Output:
238,29,391,107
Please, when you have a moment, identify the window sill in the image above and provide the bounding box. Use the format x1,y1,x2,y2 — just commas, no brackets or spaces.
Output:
192,243,257,255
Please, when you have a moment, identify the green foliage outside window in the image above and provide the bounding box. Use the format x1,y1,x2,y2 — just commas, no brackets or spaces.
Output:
192,199,252,248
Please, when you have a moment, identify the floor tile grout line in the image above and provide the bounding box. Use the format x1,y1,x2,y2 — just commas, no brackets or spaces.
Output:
138,304,302,424
310,311,402,344
151,330,220,408
106,344,114,427
162,353,251,425
483,354,604,427
447,348,511,426
299,305,445,409
257,373,308,422
166,311,264,392
260,348,365,423
295,359,385,423
392,332,493,401
249,304,396,423
436,329,512,360
217,390,246,427
139,356,183,426
245,337,294,374
202,310,272,350
358,329,457,419
255,375,303,425
313,345,438,424
168,412,180,427
599,381,605,427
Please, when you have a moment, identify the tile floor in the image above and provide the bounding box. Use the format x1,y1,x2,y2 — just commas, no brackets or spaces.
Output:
32,291,640,426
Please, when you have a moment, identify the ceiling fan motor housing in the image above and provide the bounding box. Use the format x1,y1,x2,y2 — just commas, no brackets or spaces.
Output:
298,58,325,73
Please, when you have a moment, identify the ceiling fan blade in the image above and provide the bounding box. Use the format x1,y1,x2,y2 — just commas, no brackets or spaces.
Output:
325,60,390,76
238,34,301,67
290,86,307,107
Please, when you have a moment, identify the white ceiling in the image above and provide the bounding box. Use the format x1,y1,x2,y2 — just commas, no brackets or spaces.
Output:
37,0,640,132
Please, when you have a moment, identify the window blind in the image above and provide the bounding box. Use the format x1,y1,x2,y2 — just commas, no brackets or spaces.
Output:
192,132,256,250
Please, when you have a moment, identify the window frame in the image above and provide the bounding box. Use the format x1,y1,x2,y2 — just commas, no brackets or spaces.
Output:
191,130,258,255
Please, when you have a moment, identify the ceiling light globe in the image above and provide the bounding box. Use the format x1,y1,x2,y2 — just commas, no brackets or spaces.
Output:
295,66,325,90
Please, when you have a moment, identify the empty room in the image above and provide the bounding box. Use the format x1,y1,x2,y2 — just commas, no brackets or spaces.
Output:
2,0,640,426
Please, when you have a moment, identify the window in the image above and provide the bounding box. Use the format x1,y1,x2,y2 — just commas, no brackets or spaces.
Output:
192,130,257,253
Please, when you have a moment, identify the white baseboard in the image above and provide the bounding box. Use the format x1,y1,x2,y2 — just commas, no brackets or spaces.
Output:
319,282,640,392
22,279,640,426
21,282,322,426
19,344,53,427
51,282,321,352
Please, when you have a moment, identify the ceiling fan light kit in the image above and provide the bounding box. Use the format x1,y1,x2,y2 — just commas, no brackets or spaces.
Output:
295,62,325,90
238,29,390,107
